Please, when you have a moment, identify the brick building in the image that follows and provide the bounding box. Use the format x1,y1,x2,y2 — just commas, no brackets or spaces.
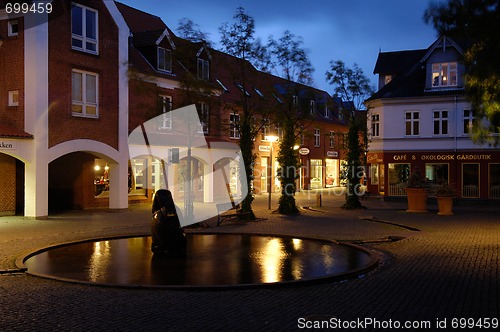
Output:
0,1,348,218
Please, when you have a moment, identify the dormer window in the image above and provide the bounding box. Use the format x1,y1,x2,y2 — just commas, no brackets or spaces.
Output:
197,58,209,80
216,79,228,92
384,75,392,85
432,62,457,87
158,47,172,72
71,4,98,54
310,100,316,114
235,83,250,97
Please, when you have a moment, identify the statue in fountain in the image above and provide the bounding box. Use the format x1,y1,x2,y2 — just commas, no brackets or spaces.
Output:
151,189,187,254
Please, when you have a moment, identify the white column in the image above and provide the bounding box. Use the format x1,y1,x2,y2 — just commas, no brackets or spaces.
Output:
24,12,49,218
108,160,128,210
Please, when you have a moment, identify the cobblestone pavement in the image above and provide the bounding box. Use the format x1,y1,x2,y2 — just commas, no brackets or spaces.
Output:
1,191,499,331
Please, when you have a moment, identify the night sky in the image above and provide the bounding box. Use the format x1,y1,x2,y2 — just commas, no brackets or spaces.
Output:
119,0,438,93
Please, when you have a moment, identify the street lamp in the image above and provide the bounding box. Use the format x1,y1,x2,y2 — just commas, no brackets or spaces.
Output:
265,135,279,210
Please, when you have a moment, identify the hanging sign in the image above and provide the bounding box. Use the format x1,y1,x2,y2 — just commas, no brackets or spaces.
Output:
327,151,338,158
299,148,310,155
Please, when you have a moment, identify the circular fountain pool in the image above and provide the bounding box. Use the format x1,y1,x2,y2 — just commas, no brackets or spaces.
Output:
21,234,376,288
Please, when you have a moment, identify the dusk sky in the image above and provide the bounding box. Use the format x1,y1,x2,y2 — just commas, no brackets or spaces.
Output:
119,0,439,93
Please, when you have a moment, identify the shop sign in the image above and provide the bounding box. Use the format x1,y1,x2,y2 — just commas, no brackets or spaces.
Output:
0,141,15,150
259,145,270,152
390,153,493,161
326,151,338,158
299,148,310,155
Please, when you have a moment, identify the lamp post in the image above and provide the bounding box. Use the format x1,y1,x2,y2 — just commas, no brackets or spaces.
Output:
265,135,279,210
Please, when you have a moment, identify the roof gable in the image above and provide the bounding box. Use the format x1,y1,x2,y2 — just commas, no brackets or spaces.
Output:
420,35,464,63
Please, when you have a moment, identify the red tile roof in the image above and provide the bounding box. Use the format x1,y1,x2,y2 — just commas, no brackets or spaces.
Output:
0,125,33,139
115,1,167,33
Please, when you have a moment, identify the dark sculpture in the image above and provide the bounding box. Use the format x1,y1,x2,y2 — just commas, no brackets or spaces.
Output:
151,189,187,254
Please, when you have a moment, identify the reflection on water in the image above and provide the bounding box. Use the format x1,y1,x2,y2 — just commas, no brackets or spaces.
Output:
25,234,373,287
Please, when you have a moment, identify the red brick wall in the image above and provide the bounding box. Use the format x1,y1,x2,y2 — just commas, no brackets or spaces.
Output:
0,17,25,131
48,0,119,149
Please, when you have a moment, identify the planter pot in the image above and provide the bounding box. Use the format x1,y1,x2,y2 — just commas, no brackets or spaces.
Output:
437,196,454,216
406,188,428,213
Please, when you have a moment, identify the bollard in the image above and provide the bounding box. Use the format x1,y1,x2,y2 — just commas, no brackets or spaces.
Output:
316,193,322,207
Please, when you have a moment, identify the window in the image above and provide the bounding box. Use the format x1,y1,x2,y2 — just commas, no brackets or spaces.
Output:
198,102,209,134
432,62,457,87
433,110,448,135
310,100,316,114
292,95,298,111
8,20,18,37
425,164,449,184
8,90,19,106
371,114,380,137
329,131,335,148
463,109,475,134
489,164,500,198
300,126,305,146
314,128,320,147
197,58,209,80
72,3,98,54
462,164,480,198
273,94,284,104
405,111,419,136
158,47,172,72
384,75,392,85
72,69,98,118
158,95,172,130
230,114,240,139
261,119,270,140
325,107,331,119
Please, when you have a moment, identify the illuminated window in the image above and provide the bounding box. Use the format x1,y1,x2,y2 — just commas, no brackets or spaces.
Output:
8,90,19,106
314,128,320,147
432,62,457,87
463,109,475,134
159,95,172,130
72,69,98,118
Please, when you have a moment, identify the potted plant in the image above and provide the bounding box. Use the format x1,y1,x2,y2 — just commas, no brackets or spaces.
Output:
405,168,429,213
434,182,456,216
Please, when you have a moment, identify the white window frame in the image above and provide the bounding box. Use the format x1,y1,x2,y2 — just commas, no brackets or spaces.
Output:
371,114,380,137
197,58,209,80
463,109,475,135
314,128,320,147
230,113,240,139
159,95,172,130
71,3,98,54
432,62,457,87
310,100,316,114
405,111,419,136
198,102,209,134
329,130,335,148
8,20,18,37
8,90,19,106
433,110,449,136
72,69,99,118
158,47,172,73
